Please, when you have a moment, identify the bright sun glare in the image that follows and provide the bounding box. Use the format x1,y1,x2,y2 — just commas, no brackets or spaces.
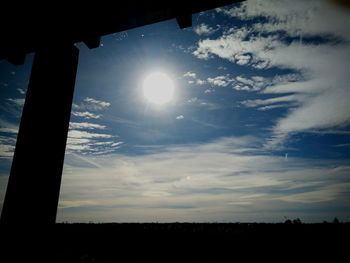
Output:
143,72,174,105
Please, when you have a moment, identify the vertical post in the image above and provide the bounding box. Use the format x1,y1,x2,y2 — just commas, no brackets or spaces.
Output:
0,44,79,224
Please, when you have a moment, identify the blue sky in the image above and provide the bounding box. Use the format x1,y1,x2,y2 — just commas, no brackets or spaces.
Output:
1,0,350,222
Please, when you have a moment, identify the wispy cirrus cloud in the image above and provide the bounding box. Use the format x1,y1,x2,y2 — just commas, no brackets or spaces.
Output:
73,97,111,112
0,136,16,158
187,97,221,111
7,98,25,107
67,97,121,155
241,94,302,109
0,118,19,158
71,97,110,120
69,122,106,130
194,0,350,147
58,136,350,222
72,111,101,119
66,129,122,155
217,0,350,41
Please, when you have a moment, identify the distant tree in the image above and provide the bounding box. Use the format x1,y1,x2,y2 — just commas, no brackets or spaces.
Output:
333,217,340,224
284,219,292,224
292,218,302,224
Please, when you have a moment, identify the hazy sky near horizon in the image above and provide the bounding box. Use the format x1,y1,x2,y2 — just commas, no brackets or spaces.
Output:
1,0,350,222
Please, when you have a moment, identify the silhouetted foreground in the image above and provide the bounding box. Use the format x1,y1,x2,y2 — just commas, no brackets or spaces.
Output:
1,222,349,262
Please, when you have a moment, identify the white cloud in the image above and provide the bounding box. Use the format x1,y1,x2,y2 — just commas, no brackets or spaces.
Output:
66,110,121,155
0,118,19,133
176,115,184,120
111,142,123,148
194,23,216,36
57,137,350,222
17,88,25,95
0,128,18,134
217,0,350,41
196,79,206,85
0,118,18,158
0,135,16,158
73,97,110,112
236,76,254,86
66,128,122,155
7,98,25,107
235,54,251,65
207,75,233,87
233,75,270,92
84,97,110,108
195,0,350,146
241,95,301,108
183,71,196,78
187,97,198,103
68,130,113,139
69,122,106,130
204,89,214,94
187,97,221,111
0,144,14,158
257,104,291,111
184,71,207,86
72,111,101,119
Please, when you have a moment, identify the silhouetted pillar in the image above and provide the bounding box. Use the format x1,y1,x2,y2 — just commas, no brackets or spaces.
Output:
0,44,79,224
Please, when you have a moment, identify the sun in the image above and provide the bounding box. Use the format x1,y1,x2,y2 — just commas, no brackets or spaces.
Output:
142,72,174,105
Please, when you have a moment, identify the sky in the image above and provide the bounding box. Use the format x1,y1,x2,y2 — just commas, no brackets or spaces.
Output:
1,0,350,222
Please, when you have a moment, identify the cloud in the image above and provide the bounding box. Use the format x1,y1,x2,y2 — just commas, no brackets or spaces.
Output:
194,23,217,36
72,111,101,119
68,130,113,139
257,104,291,111
187,97,221,111
66,138,122,154
207,75,233,87
17,88,26,95
66,110,121,155
7,98,25,107
333,143,350,148
241,94,301,108
66,128,122,155
0,128,18,134
195,0,350,146
235,54,251,65
73,97,110,112
204,89,214,94
196,79,206,85
84,97,110,107
69,122,106,130
217,0,350,41
176,115,184,120
0,136,15,158
234,75,269,91
187,97,198,103
57,136,350,222
183,71,196,78
183,71,207,85
0,117,18,133
0,119,19,158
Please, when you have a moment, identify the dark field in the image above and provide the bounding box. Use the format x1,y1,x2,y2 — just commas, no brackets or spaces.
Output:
1,222,349,262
